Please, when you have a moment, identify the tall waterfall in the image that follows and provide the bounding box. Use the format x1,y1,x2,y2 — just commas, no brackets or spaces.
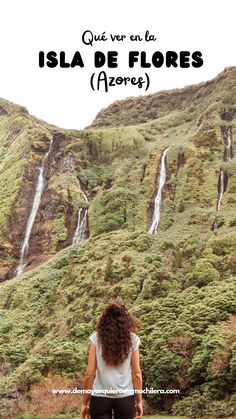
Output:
148,148,168,235
16,140,53,276
216,169,225,211
214,126,233,230
224,127,233,161
72,180,88,244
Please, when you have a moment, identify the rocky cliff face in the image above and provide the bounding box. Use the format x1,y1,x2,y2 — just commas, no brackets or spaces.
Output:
0,67,236,417
0,110,87,279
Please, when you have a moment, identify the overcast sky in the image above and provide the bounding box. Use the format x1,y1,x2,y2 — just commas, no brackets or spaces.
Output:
0,0,235,129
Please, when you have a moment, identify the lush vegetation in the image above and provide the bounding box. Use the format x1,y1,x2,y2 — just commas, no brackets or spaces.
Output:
0,67,236,417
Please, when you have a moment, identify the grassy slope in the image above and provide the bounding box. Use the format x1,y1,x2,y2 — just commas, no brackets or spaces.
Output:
0,68,236,417
0,99,31,238
90,67,235,128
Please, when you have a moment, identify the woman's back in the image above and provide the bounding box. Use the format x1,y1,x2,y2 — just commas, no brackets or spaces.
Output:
81,300,143,419
90,330,140,397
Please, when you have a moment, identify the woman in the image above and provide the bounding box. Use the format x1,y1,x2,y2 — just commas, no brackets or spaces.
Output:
81,300,143,419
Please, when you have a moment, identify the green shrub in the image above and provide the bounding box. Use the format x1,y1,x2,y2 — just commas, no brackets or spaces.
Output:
192,259,220,287
10,357,44,391
178,199,185,213
134,233,152,251
210,233,236,256
172,391,211,417
229,218,236,227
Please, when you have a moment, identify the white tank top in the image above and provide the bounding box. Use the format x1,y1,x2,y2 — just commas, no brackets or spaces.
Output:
89,331,140,398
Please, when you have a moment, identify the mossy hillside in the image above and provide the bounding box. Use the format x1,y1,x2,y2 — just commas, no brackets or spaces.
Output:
28,111,228,255
1,69,235,278
0,100,30,236
0,228,236,416
91,67,236,128
2,77,235,256
84,120,234,241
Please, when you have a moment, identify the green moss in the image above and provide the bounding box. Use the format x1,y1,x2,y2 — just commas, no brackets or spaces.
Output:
51,216,68,250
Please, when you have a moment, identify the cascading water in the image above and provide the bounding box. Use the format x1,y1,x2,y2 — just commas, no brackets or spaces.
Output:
140,278,147,294
213,126,233,230
148,148,168,235
72,180,88,244
224,127,233,161
16,139,53,276
216,169,225,211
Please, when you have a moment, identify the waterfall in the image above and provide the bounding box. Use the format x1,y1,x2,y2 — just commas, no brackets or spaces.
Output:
213,126,233,230
72,180,88,245
16,140,53,276
213,170,225,230
224,127,232,161
140,278,147,294
216,169,225,211
148,148,168,235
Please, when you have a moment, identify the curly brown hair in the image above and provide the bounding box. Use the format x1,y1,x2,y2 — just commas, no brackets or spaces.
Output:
96,300,138,366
